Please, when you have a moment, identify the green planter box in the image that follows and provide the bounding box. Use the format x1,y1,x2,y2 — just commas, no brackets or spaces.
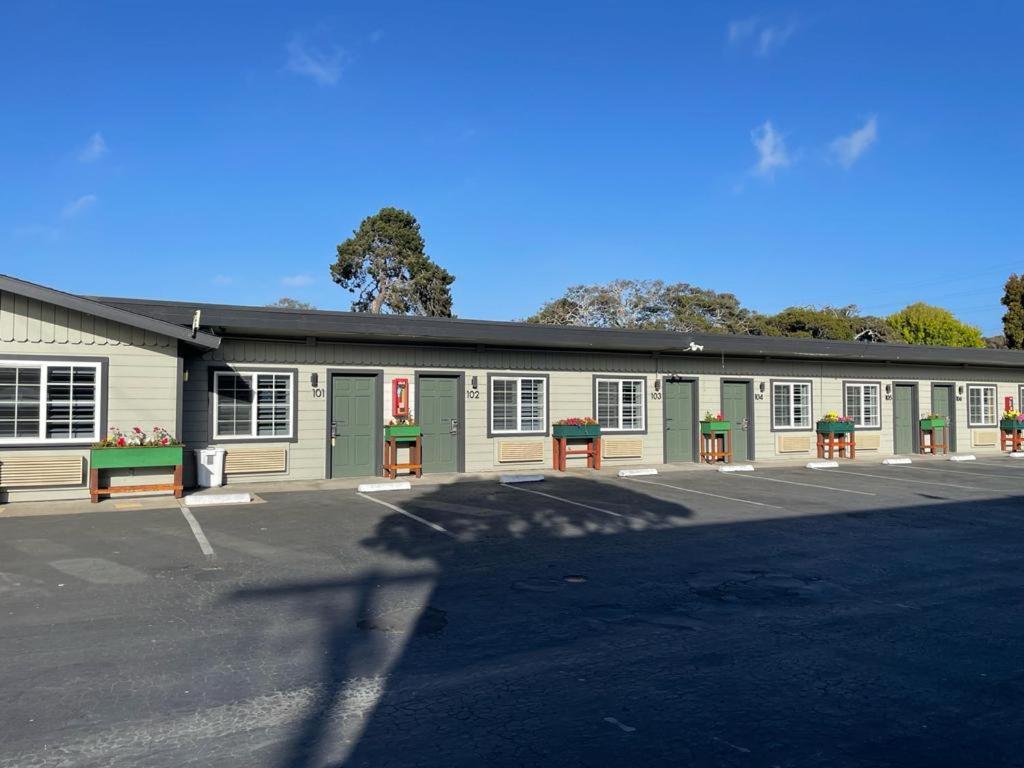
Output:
1000,419,1024,432
90,446,184,470
919,418,947,430
817,421,854,435
384,425,422,441
700,420,731,434
552,424,602,439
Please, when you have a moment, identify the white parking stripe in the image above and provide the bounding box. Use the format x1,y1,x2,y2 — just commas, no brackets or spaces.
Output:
503,483,628,518
357,492,453,536
894,464,1024,479
813,468,983,491
735,473,876,496
626,477,782,509
180,506,215,558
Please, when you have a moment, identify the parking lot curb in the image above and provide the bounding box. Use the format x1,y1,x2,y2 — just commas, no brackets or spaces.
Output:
357,481,412,493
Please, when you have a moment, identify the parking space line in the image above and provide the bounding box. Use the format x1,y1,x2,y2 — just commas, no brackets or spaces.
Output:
733,473,876,496
356,492,453,537
893,464,1024,479
502,483,628,519
813,468,983,491
180,506,215,558
626,478,782,509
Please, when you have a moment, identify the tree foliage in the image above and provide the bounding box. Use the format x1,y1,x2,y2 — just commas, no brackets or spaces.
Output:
887,302,985,348
1000,273,1024,349
265,297,316,310
526,280,754,333
330,207,455,316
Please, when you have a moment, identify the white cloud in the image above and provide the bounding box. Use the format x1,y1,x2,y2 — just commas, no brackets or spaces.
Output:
829,115,878,169
750,121,790,178
728,16,797,57
285,35,347,86
282,274,313,287
61,194,97,219
78,132,108,163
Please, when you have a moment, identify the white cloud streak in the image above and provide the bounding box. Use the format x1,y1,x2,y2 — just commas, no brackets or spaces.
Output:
78,132,108,163
286,35,347,86
829,115,878,169
728,16,797,57
282,274,313,287
61,194,97,219
750,121,790,178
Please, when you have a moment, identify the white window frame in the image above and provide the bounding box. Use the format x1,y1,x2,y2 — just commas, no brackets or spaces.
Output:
489,376,547,435
772,380,812,431
595,378,646,432
843,382,881,429
967,384,997,427
212,370,295,440
0,359,102,445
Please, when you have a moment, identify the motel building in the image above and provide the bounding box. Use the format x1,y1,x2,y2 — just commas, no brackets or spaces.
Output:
1,272,1024,503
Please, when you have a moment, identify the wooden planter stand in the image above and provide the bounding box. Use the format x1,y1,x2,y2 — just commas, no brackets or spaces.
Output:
699,429,732,464
1000,424,1024,453
552,436,601,471
89,447,184,503
383,434,422,479
919,426,948,455
817,431,856,460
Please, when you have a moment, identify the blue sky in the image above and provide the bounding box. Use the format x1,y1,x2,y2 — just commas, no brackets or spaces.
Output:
2,2,1022,333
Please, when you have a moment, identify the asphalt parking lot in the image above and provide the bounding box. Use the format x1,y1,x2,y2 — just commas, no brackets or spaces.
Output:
3,458,1024,768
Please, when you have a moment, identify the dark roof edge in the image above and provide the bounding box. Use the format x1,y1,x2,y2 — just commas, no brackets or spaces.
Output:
0,275,220,350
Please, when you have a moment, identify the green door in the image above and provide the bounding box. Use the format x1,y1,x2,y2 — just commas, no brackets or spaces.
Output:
331,375,377,478
722,381,752,461
893,384,916,455
664,380,695,462
931,384,956,452
419,376,460,473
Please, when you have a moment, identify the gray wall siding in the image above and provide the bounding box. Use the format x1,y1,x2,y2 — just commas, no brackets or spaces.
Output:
0,291,180,502
185,338,1024,484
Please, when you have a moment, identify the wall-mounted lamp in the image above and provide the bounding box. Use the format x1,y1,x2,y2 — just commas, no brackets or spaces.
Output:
885,384,892,395
183,369,189,383
958,385,964,395
471,375,478,389
758,381,765,393
310,372,319,389
654,379,661,393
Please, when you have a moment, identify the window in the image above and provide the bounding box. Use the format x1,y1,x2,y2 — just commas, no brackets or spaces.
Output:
490,376,546,434
596,378,645,431
967,385,996,427
213,371,294,440
844,382,881,428
0,361,100,444
772,381,812,430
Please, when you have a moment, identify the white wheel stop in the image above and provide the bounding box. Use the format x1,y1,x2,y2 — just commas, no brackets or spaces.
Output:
618,468,658,477
882,458,912,465
357,481,412,493
718,464,754,473
806,461,839,469
500,474,545,484
949,455,976,462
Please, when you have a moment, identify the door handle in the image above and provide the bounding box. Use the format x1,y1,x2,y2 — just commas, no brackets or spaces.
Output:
449,418,459,435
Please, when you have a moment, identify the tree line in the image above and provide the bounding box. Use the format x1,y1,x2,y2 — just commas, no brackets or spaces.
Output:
266,206,1022,350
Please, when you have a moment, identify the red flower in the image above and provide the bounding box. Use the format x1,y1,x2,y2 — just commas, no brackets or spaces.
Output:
116,437,126,446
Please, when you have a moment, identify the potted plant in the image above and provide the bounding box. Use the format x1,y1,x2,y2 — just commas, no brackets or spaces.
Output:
816,412,855,434
552,417,601,439
919,413,947,430
1000,410,1024,431
700,411,730,434
90,426,184,469
384,415,421,440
